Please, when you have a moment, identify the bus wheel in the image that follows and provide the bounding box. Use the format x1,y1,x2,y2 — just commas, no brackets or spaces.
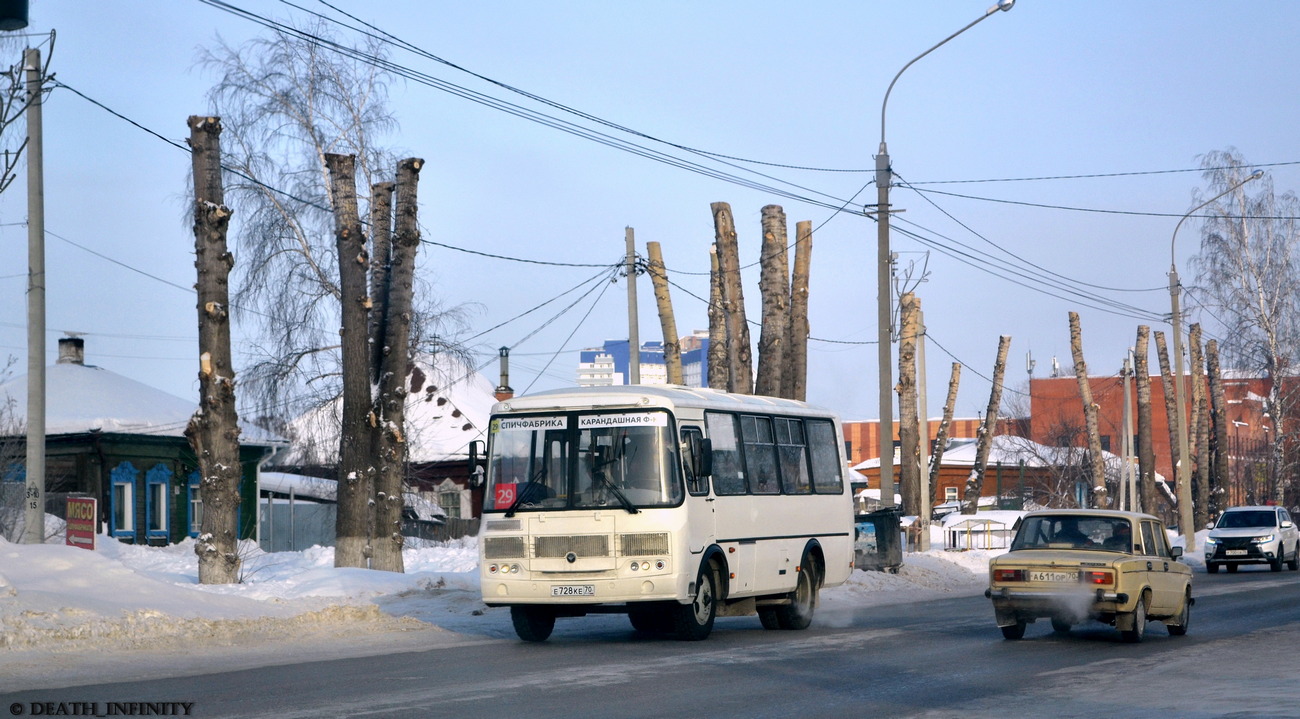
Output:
511,606,556,642
629,606,672,634
674,562,718,641
775,560,819,630
758,607,781,630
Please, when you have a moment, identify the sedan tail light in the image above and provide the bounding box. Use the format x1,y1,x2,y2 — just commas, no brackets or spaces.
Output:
1082,570,1114,585
993,568,1025,582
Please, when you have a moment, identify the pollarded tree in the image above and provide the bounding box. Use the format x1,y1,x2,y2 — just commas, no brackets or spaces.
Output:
199,21,399,421
1188,149,1300,505
201,21,467,569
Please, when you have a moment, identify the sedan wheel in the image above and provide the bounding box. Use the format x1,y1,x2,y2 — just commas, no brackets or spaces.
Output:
1167,592,1191,636
1000,621,1026,640
1121,594,1148,643
1050,617,1072,634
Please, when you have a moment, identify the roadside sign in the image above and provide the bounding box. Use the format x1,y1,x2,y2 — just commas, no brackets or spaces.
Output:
65,497,96,550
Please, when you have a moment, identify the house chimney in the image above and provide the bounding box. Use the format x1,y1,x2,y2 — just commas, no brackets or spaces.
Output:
494,346,514,401
57,336,85,365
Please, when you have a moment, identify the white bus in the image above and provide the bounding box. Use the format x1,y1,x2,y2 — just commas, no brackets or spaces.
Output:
477,385,854,642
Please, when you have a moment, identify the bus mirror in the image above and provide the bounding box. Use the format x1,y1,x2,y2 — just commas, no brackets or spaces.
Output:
689,436,712,478
468,440,486,488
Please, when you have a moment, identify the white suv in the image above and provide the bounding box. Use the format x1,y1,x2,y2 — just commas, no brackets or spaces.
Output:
1204,506,1300,573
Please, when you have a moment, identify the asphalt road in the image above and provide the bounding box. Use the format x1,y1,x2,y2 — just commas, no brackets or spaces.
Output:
6,566,1299,719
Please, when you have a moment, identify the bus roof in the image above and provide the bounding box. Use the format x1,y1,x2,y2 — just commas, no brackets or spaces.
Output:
492,385,838,418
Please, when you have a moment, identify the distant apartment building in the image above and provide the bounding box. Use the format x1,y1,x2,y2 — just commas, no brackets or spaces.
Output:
577,331,710,387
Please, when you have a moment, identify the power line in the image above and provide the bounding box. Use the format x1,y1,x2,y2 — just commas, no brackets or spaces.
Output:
908,160,1300,185
195,0,863,213
911,185,1300,221
895,173,1167,294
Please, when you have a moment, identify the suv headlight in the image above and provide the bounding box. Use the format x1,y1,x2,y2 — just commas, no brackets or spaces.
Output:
1204,537,1218,546
1252,534,1276,544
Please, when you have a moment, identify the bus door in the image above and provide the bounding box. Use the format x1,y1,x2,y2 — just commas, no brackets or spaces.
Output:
680,424,714,555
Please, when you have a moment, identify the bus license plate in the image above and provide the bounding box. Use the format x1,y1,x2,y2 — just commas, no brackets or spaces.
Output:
551,584,595,597
1030,571,1076,583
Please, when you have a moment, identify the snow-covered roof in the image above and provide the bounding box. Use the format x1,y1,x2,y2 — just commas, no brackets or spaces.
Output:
0,360,280,445
279,352,496,465
853,435,1166,484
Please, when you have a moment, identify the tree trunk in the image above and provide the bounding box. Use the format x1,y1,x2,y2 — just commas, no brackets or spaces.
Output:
1189,324,1210,531
326,153,373,569
1153,331,1181,499
370,158,423,573
646,241,683,385
929,362,961,499
1069,312,1109,508
963,335,1010,514
707,247,728,391
367,181,395,383
1206,339,1230,521
1134,325,1157,514
365,181,394,570
711,202,752,394
896,293,921,516
185,115,243,585
782,220,812,401
754,205,789,397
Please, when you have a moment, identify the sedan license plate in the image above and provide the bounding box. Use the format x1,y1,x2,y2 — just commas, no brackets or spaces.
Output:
1030,571,1077,583
1225,549,1248,556
551,584,595,597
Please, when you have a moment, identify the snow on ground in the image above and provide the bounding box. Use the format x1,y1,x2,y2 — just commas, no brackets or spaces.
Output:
1,517,1203,693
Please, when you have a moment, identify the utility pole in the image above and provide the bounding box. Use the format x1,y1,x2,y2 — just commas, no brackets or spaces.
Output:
626,227,639,385
22,47,45,544
916,305,931,550
1121,353,1135,511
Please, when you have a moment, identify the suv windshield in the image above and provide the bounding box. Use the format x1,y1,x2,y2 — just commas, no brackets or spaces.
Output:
1215,510,1277,529
1010,515,1135,553
484,410,684,513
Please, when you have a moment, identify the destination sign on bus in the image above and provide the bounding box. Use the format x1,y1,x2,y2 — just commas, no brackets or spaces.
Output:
493,416,568,433
577,413,668,429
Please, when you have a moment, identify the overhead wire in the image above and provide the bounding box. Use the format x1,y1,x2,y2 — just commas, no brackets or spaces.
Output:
195,0,859,213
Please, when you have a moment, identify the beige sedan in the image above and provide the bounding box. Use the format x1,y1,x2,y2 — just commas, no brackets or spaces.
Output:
985,509,1192,642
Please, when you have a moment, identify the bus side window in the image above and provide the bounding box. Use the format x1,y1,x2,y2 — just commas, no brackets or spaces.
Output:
680,426,710,496
806,419,844,493
706,411,747,495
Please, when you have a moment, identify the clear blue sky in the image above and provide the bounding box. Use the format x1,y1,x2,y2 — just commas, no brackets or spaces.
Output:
2,0,1298,423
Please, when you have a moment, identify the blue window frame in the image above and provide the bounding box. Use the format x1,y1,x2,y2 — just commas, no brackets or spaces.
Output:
109,462,138,538
187,471,202,538
145,464,172,541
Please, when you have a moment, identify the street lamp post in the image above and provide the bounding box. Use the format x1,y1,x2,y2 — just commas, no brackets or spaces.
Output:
875,0,1014,508
1169,169,1262,550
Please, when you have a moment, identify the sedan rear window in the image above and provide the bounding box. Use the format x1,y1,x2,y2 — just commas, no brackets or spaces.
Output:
1011,515,1135,552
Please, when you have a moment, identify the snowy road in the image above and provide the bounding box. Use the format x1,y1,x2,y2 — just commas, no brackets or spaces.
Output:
6,566,1299,719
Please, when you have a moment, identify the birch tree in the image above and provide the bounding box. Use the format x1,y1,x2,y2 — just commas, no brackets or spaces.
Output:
1188,149,1300,504
782,221,812,401
202,23,462,569
1134,326,1158,514
1069,312,1109,508
186,116,242,584
754,205,790,396
962,335,1010,514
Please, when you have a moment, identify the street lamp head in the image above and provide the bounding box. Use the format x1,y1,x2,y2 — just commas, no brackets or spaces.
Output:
989,0,1015,13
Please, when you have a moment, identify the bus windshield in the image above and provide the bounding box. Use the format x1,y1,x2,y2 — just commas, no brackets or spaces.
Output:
485,410,684,513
